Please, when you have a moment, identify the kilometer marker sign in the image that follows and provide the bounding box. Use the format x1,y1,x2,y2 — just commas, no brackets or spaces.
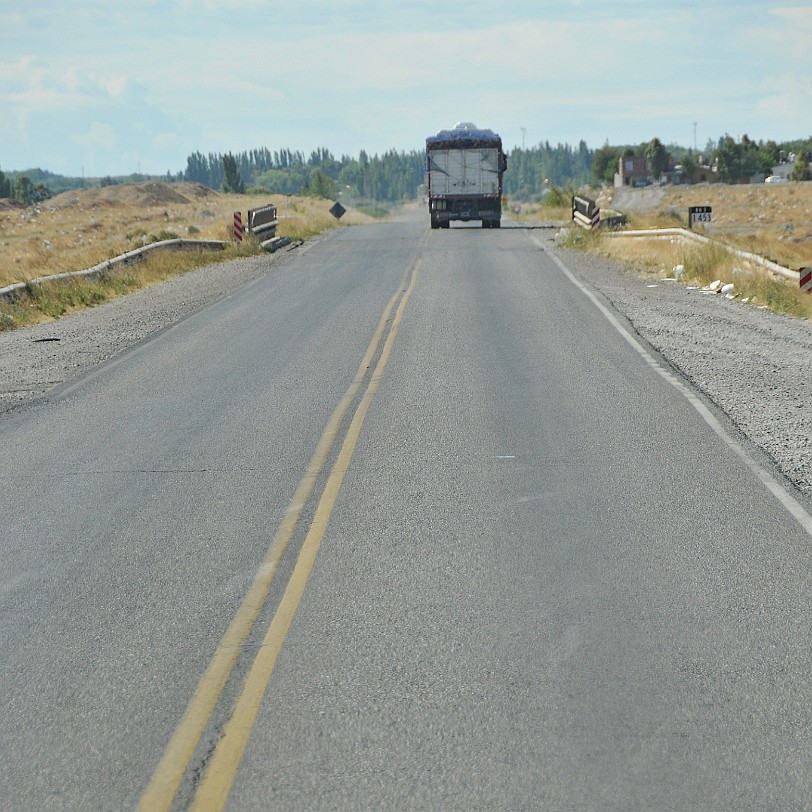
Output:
688,206,712,228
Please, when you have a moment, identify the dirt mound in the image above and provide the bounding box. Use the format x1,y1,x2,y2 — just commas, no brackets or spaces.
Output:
49,182,218,210
610,186,667,213
127,182,220,207
179,182,219,200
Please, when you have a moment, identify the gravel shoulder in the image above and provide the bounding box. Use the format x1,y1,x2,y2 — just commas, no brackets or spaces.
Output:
0,245,299,412
1,229,810,501
555,244,812,498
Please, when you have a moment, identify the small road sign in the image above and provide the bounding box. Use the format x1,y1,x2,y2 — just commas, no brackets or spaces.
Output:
688,206,712,228
329,201,346,219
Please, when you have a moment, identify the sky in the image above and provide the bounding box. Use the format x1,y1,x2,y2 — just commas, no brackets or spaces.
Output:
2,1,811,177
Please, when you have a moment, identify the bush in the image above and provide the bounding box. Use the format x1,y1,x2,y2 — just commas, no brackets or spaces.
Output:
543,184,576,208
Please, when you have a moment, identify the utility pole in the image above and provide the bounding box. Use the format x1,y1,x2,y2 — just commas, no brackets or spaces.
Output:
693,122,698,153
521,127,526,151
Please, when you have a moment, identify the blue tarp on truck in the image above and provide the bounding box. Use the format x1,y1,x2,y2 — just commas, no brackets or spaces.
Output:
426,127,501,149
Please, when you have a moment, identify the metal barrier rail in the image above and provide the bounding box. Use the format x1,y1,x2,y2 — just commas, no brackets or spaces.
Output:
247,204,278,239
0,238,226,303
605,227,800,282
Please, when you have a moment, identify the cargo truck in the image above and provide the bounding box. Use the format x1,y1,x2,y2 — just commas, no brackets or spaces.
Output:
426,122,507,229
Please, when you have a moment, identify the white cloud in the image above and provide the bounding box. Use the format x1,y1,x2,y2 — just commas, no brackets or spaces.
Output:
73,121,118,152
2,1,810,173
755,73,812,128
766,6,812,61
769,6,812,24
0,57,99,112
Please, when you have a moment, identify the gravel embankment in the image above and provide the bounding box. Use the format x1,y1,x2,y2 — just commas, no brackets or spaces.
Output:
1,236,810,499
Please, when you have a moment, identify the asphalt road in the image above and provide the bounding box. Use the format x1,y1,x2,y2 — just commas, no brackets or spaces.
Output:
2,211,811,811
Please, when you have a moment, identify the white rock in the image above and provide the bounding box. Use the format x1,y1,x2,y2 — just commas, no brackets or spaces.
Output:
721,283,734,295
708,279,722,291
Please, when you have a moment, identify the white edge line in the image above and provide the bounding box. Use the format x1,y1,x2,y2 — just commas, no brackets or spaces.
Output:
537,238,812,538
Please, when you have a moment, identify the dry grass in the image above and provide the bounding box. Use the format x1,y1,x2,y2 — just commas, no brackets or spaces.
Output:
0,182,378,330
0,241,264,330
608,181,812,269
564,226,812,321
554,181,812,321
0,182,376,289
511,201,572,223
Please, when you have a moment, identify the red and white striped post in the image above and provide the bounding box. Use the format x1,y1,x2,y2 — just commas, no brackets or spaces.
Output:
801,267,812,294
232,211,243,243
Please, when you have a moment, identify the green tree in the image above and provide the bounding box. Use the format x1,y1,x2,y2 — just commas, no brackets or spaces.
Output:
759,140,780,169
221,153,245,194
645,138,668,180
591,143,621,185
714,135,739,182
302,171,337,199
0,167,11,198
680,152,697,181
791,152,812,181
14,174,33,204
32,182,51,203
714,134,772,182
253,167,309,195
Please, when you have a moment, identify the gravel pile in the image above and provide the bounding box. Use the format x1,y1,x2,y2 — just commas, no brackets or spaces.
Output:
1,237,810,499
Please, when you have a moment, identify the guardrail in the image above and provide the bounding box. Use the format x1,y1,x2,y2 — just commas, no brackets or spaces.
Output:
0,229,301,305
600,213,628,231
572,194,600,230
605,227,800,282
0,238,225,303
246,204,278,240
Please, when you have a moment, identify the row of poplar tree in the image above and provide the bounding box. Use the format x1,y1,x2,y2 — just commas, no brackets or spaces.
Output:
183,148,427,202
4,135,812,205
184,135,812,201
182,142,597,202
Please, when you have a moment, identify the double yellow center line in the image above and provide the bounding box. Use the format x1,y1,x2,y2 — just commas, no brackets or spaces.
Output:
139,259,421,811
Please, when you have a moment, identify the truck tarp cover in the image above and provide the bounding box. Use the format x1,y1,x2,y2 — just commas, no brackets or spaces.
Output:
426,128,500,147
428,148,501,196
